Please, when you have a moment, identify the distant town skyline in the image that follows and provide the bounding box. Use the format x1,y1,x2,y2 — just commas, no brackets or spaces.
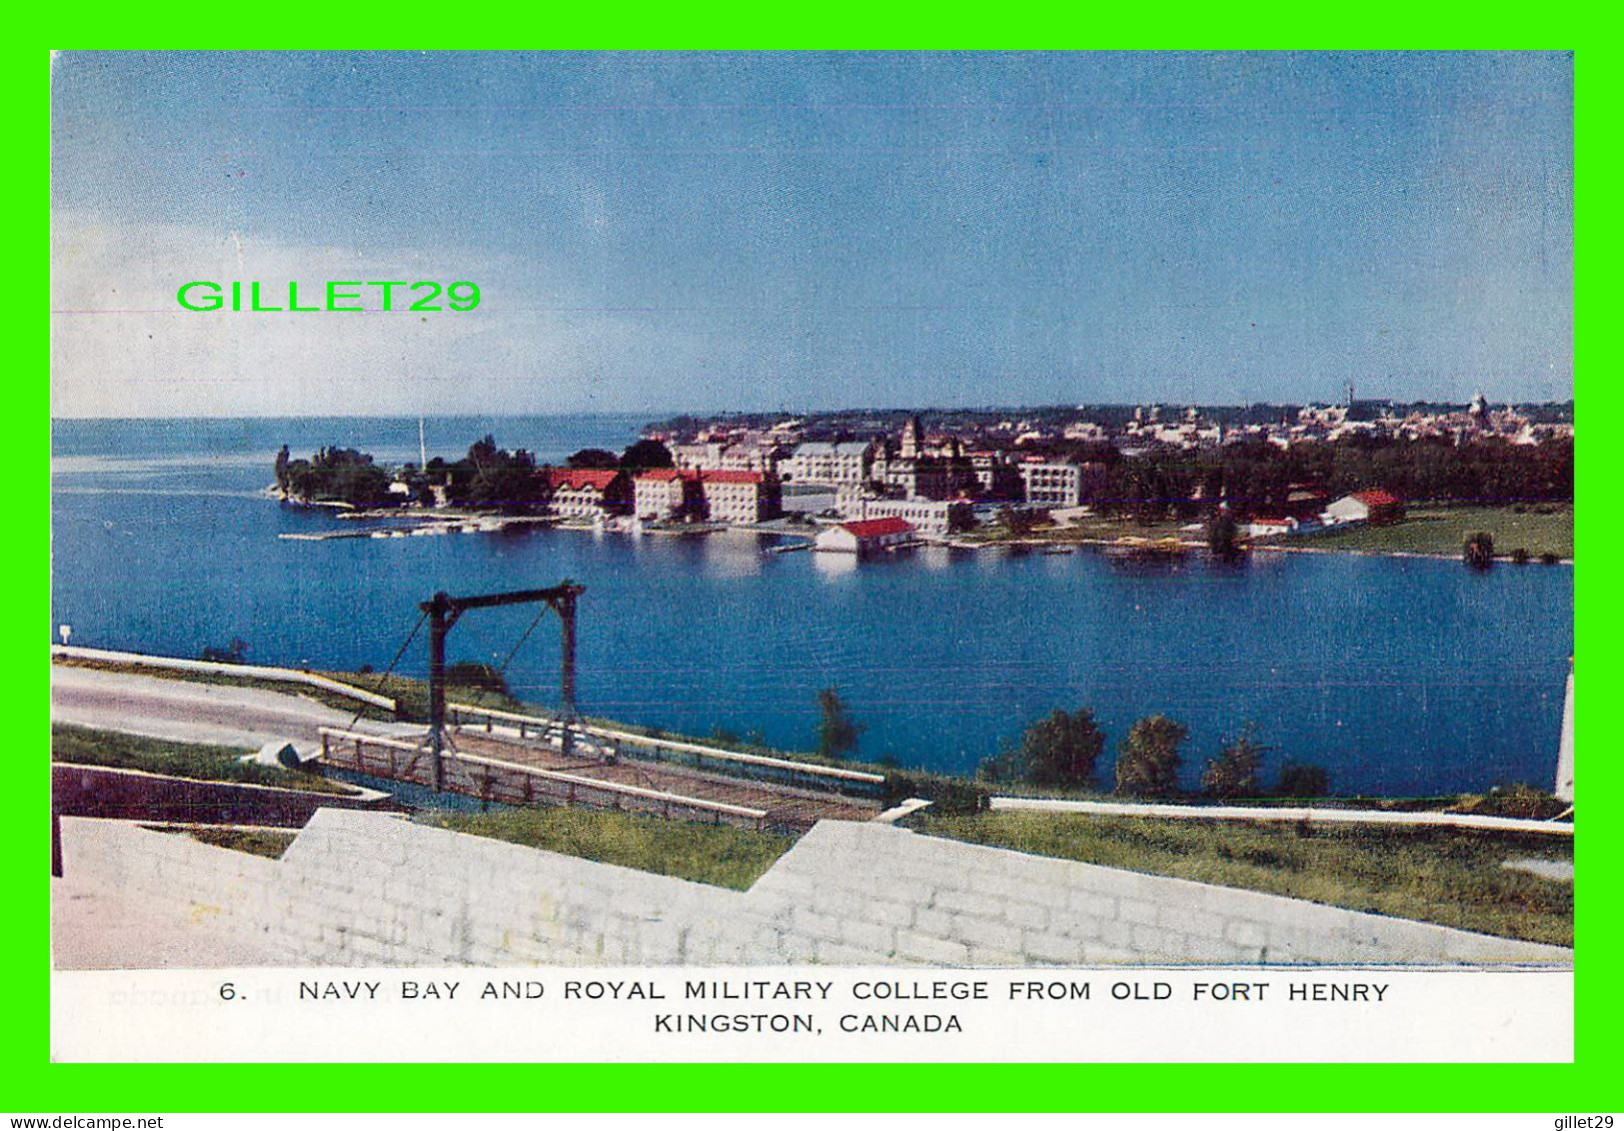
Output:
52,51,1573,419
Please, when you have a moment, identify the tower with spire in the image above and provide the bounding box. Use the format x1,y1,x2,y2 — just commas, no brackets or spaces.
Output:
900,414,924,460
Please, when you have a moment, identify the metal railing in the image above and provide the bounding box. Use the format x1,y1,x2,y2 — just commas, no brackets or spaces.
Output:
447,701,886,793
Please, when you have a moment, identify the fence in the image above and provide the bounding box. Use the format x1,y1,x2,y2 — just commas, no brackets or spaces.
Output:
448,701,886,797
318,726,768,829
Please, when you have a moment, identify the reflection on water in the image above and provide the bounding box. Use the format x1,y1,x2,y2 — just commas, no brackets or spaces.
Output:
811,550,859,579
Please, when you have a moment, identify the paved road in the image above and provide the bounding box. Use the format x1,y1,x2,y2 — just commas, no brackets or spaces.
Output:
51,665,420,750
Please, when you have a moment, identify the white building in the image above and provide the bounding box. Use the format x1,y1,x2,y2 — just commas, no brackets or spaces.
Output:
670,442,727,470
633,469,697,520
780,441,874,487
1019,461,1083,508
698,470,781,525
719,445,780,474
814,516,915,554
836,495,973,538
546,469,627,519
1321,489,1404,527
1063,421,1109,442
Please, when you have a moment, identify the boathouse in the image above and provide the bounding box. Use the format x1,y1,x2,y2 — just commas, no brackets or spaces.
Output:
814,516,915,554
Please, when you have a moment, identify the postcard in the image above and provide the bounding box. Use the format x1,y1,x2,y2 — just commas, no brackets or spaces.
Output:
47,50,1575,1069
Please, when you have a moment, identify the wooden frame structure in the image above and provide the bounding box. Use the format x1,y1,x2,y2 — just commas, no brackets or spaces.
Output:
421,583,584,791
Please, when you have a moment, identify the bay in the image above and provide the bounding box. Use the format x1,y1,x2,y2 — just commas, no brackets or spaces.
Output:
49,415,1575,796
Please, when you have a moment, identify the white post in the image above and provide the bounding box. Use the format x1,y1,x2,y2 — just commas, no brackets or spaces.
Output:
1554,658,1574,803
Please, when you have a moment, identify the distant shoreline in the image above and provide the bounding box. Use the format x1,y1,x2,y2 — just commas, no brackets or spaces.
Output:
269,495,1574,566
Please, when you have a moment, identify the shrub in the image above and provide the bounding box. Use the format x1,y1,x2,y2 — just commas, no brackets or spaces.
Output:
1463,532,1495,569
1539,551,1561,565
1114,715,1187,797
445,661,509,697
1511,547,1530,565
1276,762,1331,798
1201,725,1267,799
1205,511,1241,559
199,637,249,664
1467,783,1567,820
994,708,1108,788
884,773,989,817
976,748,1018,784
815,687,863,760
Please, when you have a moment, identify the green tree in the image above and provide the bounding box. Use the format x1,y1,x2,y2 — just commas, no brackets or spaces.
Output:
566,448,620,470
461,440,544,510
1114,715,1187,797
976,747,1018,784
1205,511,1241,559
1276,762,1330,798
996,506,1042,536
620,439,675,472
1201,724,1267,799
998,708,1107,787
815,687,864,760
273,444,291,494
1463,531,1496,569
283,446,395,508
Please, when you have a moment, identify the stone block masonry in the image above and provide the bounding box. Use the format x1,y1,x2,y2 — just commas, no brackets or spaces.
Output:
57,811,1572,968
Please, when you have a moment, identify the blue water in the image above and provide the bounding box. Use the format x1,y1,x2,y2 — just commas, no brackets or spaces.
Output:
50,416,1575,796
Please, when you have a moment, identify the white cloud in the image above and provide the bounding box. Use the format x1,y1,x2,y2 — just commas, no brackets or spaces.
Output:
50,214,728,417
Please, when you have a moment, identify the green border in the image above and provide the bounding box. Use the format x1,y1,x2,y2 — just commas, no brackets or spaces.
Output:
25,35,1609,1111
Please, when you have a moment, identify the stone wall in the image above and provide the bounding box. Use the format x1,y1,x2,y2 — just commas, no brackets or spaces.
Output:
57,810,1572,968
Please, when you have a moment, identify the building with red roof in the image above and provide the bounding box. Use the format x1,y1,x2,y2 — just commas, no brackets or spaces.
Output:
633,468,702,521
546,467,631,519
1323,488,1405,527
696,469,782,525
814,516,916,555
632,467,783,525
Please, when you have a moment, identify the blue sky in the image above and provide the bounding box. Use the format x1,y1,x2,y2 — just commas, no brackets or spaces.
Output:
51,51,1573,417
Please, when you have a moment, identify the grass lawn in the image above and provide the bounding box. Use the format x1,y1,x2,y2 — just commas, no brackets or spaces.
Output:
959,516,1190,545
150,826,297,858
51,723,354,794
1294,504,1572,559
421,806,796,890
911,811,1572,946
